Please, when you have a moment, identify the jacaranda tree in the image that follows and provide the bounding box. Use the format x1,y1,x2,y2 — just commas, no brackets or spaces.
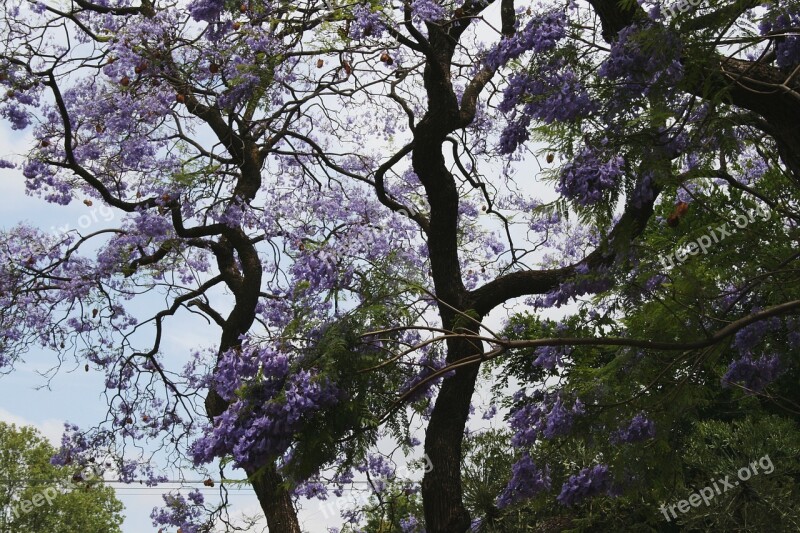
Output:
1,0,799,531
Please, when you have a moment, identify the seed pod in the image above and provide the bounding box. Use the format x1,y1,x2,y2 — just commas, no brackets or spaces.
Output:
120,75,130,86
92,308,98,318
204,478,215,487
85,364,89,372
232,22,241,30
380,52,393,65
239,3,247,12
40,139,50,147
134,62,147,74
95,124,104,133
176,93,185,103
666,213,680,227
674,201,689,217
546,153,554,163
209,63,220,73
316,58,324,68
84,199,93,206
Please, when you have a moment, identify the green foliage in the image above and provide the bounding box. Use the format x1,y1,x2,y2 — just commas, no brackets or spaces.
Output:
480,148,800,529
0,422,124,533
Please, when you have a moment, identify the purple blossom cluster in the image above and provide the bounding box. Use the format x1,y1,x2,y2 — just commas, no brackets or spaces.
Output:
50,423,92,466
190,345,339,469
349,5,387,39
611,413,656,443
557,464,614,506
399,352,450,402
722,354,782,393
508,390,584,446
732,316,781,355
187,0,224,23
485,11,567,70
532,345,571,370
496,452,551,508
760,7,800,69
0,69,42,130
499,65,593,122
150,490,205,533
294,476,329,499
556,147,625,206
410,0,446,23
399,515,424,532
598,24,684,96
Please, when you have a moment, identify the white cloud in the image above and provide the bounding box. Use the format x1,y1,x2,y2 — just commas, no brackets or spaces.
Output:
0,407,64,445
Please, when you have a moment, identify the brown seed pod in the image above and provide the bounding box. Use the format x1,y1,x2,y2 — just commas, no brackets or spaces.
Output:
85,364,89,372
176,93,185,103
203,478,215,487
209,63,220,74
342,61,352,76
40,139,50,147
674,201,689,217
380,52,392,65
95,124,104,133
84,199,93,206
666,213,680,227
546,153,554,163
134,62,148,74
120,75,130,86
92,308,98,318
239,3,247,12
316,58,324,68
232,21,241,30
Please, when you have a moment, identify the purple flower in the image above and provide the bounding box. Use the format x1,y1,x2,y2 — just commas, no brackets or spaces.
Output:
187,0,224,23
598,24,684,96
496,453,551,508
533,345,571,370
349,5,386,39
611,413,656,443
732,317,781,355
557,147,625,206
722,354,782,393
400,515,424,533
499,65,594,126
410,0,446,22
485,11,567,70
509,392,583,446
760,7,800,69
557,464,613,506
150,490,205,533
